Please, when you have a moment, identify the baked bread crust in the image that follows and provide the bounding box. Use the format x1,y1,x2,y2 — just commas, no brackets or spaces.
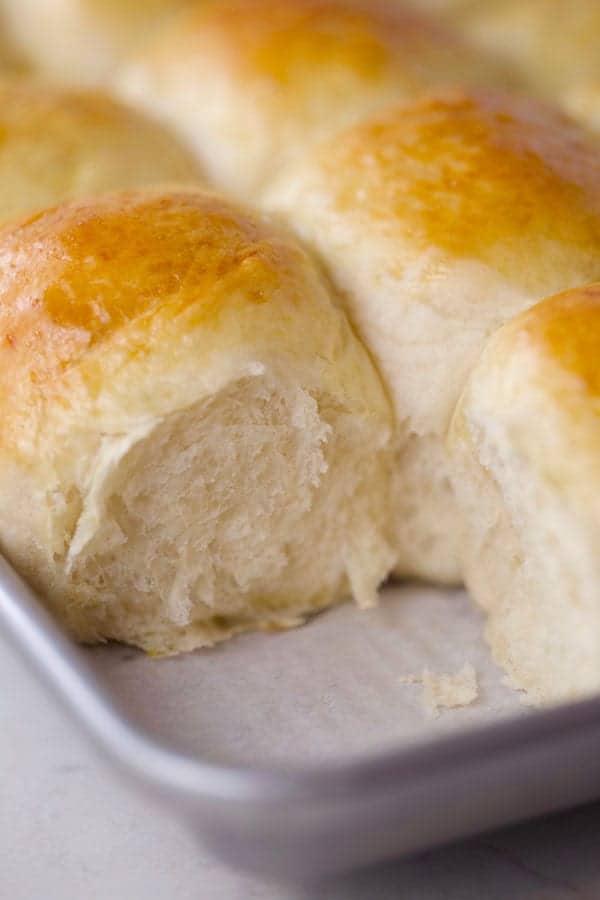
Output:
117,0,512,201
0,79,202,223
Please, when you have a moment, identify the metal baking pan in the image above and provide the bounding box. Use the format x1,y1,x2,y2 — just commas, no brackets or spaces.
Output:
3,551,600,882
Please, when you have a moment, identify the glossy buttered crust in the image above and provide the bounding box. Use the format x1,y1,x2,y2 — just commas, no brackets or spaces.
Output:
269,89,600,390
0,187,388,452
0,79,202,224
278,90,600,282
518,285,600,407
117,0,513,201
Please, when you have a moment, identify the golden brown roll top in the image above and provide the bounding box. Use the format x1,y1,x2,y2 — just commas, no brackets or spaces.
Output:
0,79,202,223
523,287,600,419
0,187,394,652
266,88,600,583
449,285,600,704
117,0,514,202
0,0,192,85
276,90,600,275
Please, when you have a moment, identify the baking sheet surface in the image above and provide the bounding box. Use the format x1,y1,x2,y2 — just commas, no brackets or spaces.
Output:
87,585,525,767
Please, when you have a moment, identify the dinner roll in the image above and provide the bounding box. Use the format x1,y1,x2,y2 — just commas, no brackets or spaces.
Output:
0,187,394,653
0,79,201,224
440,0,600,131
267,89,600,584
117,0,513,202
0,0,191,86
449,285,600,704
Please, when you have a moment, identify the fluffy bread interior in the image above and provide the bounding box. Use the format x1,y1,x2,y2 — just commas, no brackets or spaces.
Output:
28,367,392,653
392,433,462,584
451,416,600,704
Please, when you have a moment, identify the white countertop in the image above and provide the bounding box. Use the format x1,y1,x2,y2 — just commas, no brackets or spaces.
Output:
3,626,600,900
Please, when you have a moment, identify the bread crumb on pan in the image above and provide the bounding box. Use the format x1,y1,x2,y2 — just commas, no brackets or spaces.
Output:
402,663,479,717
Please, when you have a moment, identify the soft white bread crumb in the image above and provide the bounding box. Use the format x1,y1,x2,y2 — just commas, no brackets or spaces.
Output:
401,663,479,716
0,187,394,654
